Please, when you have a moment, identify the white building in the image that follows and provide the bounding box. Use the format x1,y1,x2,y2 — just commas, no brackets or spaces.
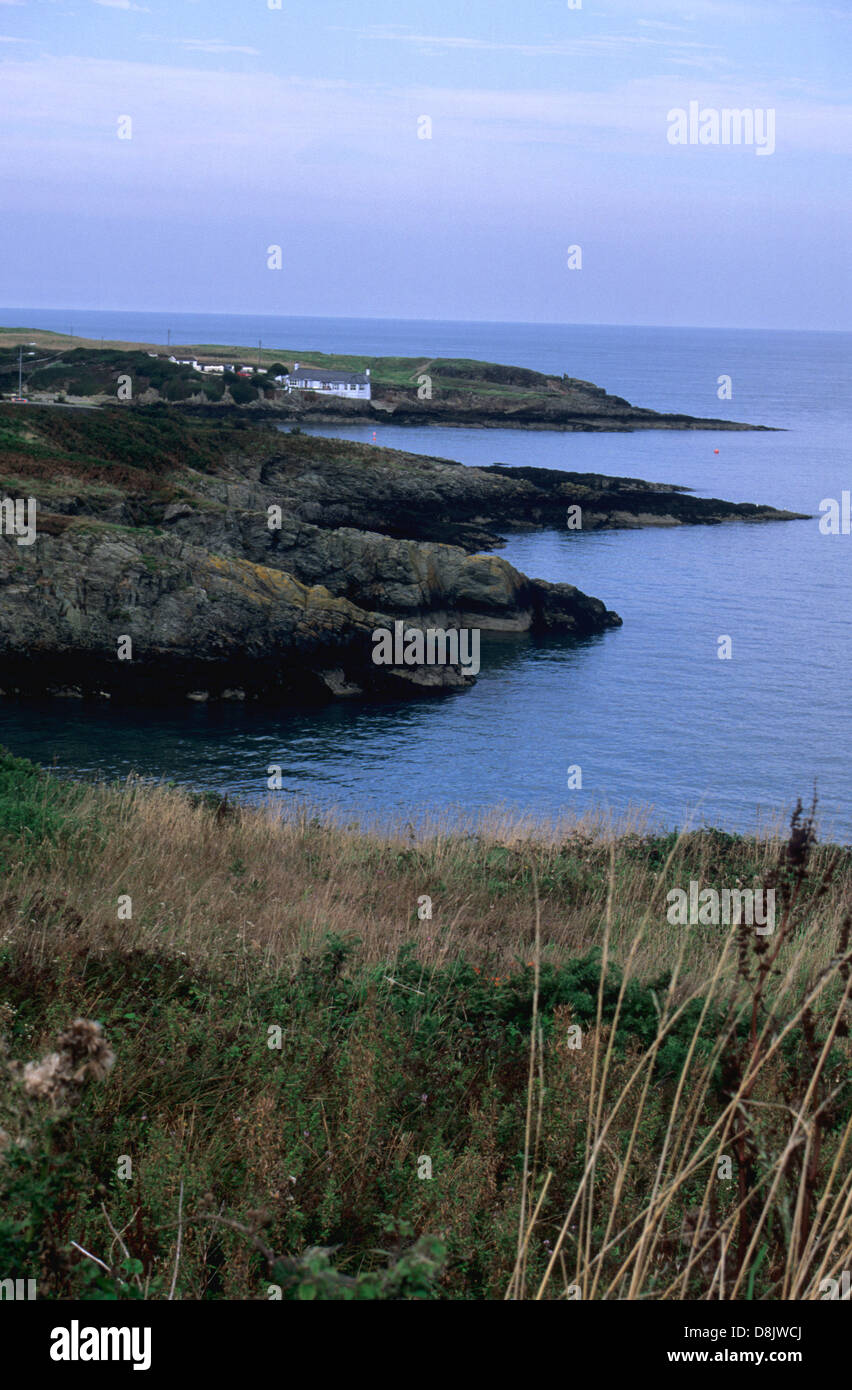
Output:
287,362,371,400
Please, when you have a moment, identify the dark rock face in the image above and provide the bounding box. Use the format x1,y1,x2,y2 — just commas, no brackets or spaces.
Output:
0,407,806,705
283,398,767,432
0,529,470,702
0,526,619,704
187,431,807,552
479,465,809,539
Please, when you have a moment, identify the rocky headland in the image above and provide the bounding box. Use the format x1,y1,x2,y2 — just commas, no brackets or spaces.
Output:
0,406,808,703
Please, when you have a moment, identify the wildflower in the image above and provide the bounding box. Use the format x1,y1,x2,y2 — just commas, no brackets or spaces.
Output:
21,1051,65,1102
19,1019,114,1110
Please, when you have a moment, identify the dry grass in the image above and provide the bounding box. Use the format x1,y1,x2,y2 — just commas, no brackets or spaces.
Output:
7,777,846,989
509,846,852,1301
1,759,850,1299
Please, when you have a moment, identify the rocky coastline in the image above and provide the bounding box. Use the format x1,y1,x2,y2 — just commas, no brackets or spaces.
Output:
0,406,808,704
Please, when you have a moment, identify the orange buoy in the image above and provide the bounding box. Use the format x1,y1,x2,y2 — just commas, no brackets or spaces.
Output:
714,448,720,454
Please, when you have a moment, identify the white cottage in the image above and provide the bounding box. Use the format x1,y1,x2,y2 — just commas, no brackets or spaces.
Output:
287,362,371,400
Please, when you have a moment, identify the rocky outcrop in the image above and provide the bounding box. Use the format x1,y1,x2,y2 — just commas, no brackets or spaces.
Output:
125,427,803,553
177,431,808,551
0,523,618,702
258,392,769,432
479,465,808,538
0,406,807,705
0,526,455,701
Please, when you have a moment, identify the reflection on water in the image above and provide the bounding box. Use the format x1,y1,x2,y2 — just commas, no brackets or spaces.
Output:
0,631,600,804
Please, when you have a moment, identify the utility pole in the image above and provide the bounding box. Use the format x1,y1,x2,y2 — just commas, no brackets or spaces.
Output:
167,328,171,346
257,339,262,369
18,345,23,397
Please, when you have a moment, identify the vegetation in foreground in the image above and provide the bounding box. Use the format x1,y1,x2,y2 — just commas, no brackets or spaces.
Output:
0,751,849,1300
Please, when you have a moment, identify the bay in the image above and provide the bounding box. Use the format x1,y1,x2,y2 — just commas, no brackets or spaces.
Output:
1,310,849,837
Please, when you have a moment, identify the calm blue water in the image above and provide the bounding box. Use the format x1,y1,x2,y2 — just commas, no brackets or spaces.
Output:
1,311,850,838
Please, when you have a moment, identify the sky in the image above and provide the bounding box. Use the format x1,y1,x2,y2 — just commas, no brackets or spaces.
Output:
0,0,849,329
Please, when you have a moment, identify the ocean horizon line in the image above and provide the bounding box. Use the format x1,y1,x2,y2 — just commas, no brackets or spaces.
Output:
0,310,847,339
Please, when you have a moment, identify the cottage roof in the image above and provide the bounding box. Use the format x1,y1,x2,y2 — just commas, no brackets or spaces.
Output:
290,365,369,387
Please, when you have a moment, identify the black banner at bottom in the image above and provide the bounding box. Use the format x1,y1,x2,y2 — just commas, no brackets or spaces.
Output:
3,1296,847,1378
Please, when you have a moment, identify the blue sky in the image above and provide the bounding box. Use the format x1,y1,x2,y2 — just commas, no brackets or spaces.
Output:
0,0,849,327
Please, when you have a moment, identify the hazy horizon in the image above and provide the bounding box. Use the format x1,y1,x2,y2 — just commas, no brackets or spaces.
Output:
1,308,849,338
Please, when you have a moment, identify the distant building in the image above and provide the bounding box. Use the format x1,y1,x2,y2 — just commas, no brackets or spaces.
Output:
201,364,225,375
288,362,371,400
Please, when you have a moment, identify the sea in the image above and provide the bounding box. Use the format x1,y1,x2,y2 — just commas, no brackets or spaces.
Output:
1,309,850,839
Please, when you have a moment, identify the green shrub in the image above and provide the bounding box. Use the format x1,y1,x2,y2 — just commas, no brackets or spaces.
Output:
229,378,257,405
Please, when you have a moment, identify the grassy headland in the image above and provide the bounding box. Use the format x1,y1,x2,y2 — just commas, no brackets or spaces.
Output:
0,753,849,1300
0,329,767,430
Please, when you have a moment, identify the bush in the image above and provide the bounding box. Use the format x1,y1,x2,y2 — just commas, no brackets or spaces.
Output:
0,749,85,849
229,379,257,405
164,378,195,403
